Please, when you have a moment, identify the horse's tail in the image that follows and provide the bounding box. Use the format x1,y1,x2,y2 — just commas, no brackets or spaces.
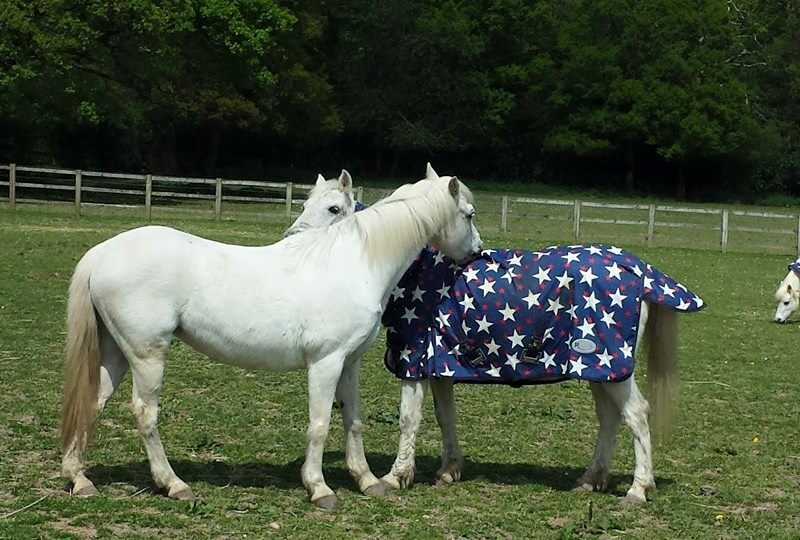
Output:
60,247,102,454
643,301,678,445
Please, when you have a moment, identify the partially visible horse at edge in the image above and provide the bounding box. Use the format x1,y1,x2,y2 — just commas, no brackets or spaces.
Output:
60,167,483,509
774,257,800,323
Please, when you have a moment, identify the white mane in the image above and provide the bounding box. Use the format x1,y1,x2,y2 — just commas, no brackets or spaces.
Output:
348,178,460,268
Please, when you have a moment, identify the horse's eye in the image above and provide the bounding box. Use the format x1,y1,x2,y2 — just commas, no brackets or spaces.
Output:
785,301,790,306
328,205,340,214
467,212,475,220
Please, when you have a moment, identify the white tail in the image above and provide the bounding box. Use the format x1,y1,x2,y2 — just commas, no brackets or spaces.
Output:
60,249,101,453
643,302,678,444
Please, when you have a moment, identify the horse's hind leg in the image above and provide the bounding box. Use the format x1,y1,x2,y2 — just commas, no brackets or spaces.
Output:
430,378,464,486
604,375,655,506
574,382,621,493
335,357,387,497
127,349,194,500
62,323,129,496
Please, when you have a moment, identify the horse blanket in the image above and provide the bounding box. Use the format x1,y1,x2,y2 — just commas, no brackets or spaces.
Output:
789,257,800,274
382,245,705,385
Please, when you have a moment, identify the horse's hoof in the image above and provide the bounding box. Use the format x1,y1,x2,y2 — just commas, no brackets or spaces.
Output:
169,486,196,501
620,492,647,507
314,494,338,511
72,483,99,497
364,481,393,498
572,482,594,493
435,473,455,487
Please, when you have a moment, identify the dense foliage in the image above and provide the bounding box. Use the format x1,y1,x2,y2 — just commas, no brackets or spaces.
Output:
1,0,798,199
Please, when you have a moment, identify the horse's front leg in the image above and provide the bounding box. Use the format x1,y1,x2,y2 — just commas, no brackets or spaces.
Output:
335,357,391,497
381,379,428,490
302,353,345,509
430,378,464,485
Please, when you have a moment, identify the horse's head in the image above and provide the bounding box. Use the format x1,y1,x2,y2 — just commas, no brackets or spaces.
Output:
774,270,800,323
424,163,483,263
284,170,356,237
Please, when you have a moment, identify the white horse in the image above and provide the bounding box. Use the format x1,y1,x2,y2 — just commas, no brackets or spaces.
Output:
60,168,483,509
289,174,702,507
774,259,800,323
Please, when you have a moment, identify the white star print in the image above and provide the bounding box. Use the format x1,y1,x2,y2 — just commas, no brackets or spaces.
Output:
579,267,598,286
566,304,577,319
485,338,501,356
609,287,627,308
400,347,412,361
542,327,554,342
411,286,424,302
600,309,617,327
660,283,676,298
508,253,523,266
434,252,446,265
583,291,600,311
437,310,451,328
607,246,623,255
459,294,475,312
534,266,551,283
499,303,516,322
562,251,581,264
643,275,654,290
694,296,704,308
631,264,643,277
401,308,417,323
546,296,564,315
676,299,690,310
486,261,500,273
596,348,613,367
436,283,451,300
523,290,541,308
476,316,493,333
478,278,496,296
505,352,521,370
485,364,502,377
587,245,603,255
441,363,455,377
481,249,496,256
540,351,556,369
509,330,526,349
501,268,517,283
620,341,633,359
570,358,587,376
463,267,480,282
556,270,573,289
577,318,595,337
606,262,623,280
390,285,405,300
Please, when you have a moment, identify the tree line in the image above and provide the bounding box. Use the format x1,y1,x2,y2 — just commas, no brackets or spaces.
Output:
1,0,798,200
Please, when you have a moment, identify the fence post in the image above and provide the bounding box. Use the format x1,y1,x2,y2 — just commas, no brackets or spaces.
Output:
721,209,729,252
500,196,508,232
647,204,656,247
214,177,222,220
9,163,16,211
285,182,293,217
74,170,82,216
145,174,152,219
573,200,581,241
356,186,364,204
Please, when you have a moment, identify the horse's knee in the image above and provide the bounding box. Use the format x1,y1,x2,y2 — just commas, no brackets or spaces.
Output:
306,420,329,443
131,399,159,436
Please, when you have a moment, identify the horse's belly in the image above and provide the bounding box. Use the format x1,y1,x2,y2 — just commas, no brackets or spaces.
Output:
175,326,306,371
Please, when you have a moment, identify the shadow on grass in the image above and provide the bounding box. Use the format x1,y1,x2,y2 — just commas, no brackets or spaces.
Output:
87,452,672,497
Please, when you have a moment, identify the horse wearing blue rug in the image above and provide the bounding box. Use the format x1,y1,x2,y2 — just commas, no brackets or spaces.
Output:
380,244,705,505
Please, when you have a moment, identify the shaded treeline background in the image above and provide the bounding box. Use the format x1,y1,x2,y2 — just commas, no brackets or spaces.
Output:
0,0,798,201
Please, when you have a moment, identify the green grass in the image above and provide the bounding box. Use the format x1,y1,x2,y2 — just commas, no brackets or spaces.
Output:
1,206,799,539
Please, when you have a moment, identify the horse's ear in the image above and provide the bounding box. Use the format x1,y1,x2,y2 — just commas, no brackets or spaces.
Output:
316,174,326,187
426,162,439,181
448,177,459,198
338,169,353,193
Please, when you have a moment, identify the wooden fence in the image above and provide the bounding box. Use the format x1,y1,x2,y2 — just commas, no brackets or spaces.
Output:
1,163,798,254
0,163,363,220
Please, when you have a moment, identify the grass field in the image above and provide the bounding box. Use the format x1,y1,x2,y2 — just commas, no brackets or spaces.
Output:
1,204,799,539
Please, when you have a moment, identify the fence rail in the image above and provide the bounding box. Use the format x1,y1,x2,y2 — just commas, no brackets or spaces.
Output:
1,163,799,254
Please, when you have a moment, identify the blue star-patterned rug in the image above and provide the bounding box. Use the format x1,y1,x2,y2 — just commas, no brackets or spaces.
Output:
790,257,800,273
382,245,705,385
